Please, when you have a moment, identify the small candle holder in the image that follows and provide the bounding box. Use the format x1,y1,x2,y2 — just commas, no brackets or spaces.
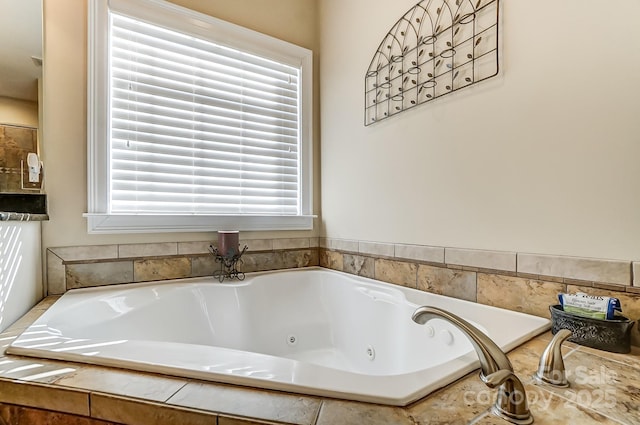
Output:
209,243,248,283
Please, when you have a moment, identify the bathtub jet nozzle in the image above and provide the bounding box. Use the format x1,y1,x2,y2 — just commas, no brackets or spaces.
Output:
412,306,534,425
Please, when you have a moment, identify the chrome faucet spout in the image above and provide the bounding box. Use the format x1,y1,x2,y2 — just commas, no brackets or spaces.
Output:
412,306,534,425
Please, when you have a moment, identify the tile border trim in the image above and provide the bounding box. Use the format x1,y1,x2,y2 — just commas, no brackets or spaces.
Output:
320,238,636,288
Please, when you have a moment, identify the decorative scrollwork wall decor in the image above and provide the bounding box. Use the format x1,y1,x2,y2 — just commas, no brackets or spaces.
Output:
364,0,499,126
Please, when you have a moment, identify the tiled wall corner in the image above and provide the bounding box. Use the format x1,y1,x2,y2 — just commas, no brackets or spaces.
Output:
320,238,359,253
476,273,566,318
394,244,444,264
48,245,118,262
46,250,66,295
633,262,639,287
46,237,320,294
319,249,344,271
417,264,476,302
445,247,516,272
517,253,631,286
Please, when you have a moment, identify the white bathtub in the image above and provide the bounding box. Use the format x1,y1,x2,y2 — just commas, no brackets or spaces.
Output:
8,267,549,405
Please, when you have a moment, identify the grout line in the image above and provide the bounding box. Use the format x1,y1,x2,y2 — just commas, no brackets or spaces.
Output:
311,400,324,425
164,381,189,403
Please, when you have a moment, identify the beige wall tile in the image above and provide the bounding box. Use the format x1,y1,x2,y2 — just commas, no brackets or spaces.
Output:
46,250,66,295
518,253,631,285
477,273,566,317
343,254,375,279
445,247,516,272
374,259,417,288
91,393,216,425
167,382,320,425
66,261,134,290
359,241,394,257
309,237,319,248
118,242,178,258
283,249,315,269
48,245,118,261
54,367,187,403
634,262,640,287
308,248,320,267
0,378,89,416
331,238,359,252
191,256,217,277
134,258,191,282
417,265,477,302
241,239,273,252
394,244,444,264
241,252,285,273
320,238,358,252
177,241,212,255
273,238,310,250
319,249,344,271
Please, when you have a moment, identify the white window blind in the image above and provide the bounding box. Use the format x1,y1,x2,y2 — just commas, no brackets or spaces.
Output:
109,13,301,215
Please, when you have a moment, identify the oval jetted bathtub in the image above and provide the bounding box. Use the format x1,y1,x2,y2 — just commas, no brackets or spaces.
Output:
8,267,549,405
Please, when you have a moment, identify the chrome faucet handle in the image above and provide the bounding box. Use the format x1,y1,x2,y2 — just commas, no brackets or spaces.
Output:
412,306,534,425
483,369,533,425
534,329,572,387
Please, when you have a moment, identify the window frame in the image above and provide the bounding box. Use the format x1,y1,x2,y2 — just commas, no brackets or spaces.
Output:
86,0,313,234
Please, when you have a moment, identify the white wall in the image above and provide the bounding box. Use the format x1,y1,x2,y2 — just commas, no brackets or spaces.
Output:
0,222,42,332
41,0,320,250
319,0,640,261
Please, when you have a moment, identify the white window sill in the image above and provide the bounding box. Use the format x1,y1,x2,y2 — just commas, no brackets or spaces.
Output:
83,213,315,234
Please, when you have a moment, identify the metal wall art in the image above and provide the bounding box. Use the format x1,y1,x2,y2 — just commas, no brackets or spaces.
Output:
365,0,499,125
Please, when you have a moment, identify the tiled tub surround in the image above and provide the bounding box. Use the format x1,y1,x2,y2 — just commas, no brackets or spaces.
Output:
6,268,550,406
46,237,640,344
320,238,640,347
1,298,639,424
46,238,320,295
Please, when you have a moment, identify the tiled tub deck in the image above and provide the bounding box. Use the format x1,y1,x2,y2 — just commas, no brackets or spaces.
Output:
0,297,639,425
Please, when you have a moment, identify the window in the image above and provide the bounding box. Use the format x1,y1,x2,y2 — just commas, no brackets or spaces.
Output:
87,0,313,233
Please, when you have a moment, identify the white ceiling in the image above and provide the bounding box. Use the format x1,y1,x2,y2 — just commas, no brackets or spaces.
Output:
0,0,43,102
